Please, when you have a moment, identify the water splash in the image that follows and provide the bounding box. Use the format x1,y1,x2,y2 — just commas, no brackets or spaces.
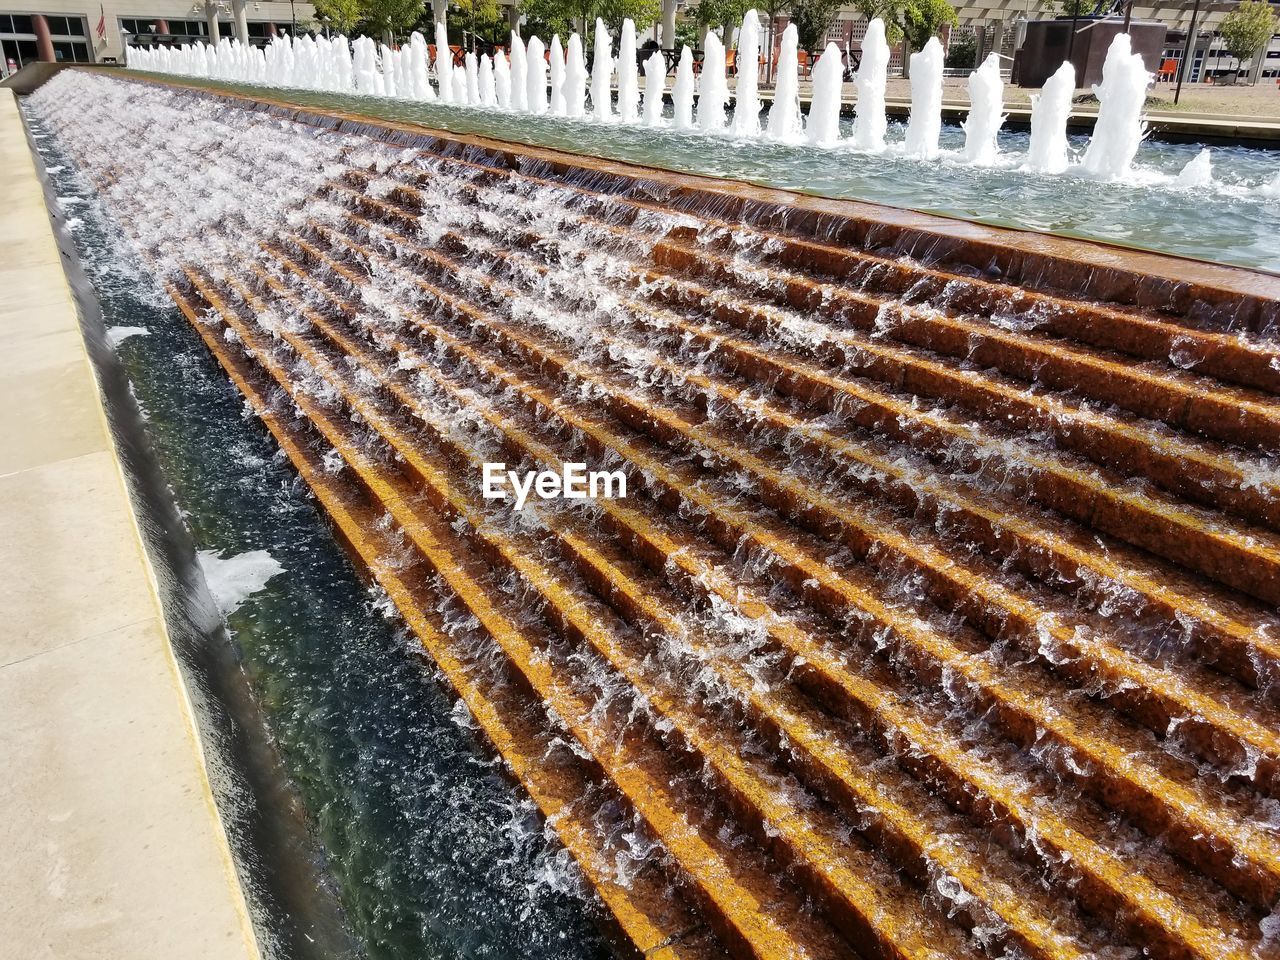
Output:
765,24,802,143
961,53,1005,166
1081,33,1151,180
851,18,890,152
807,42,843,148
732,9,762,139
1025,61,1075,174
903,38,945,160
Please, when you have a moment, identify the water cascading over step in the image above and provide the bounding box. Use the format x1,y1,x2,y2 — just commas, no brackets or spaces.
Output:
28,70,1280,960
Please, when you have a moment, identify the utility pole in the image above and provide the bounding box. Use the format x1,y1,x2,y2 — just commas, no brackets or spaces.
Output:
1174,0,1202,104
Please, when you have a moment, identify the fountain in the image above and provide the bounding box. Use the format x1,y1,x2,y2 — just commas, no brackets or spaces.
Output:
765,24,802,142
697,32,729,134
479,54,496,107
903,37,945,160
806,42,843,147
548,35,565,116
851,18,890,152
526,37,547,115
642,51,665,127
616,19,640,124
1175,147,1214,187
590,19,612,122
409,32,433,101
1081,33,1152,179
494,49,511,110
24,43,1280,960
731,9,762,138
962,53,1005,165
671,46,695,130
1025,61,1075,174
510,31,529,112
564,34,587,118
434,23,452,104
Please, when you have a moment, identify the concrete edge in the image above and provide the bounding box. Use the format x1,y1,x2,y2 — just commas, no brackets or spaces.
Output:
2,84,262,960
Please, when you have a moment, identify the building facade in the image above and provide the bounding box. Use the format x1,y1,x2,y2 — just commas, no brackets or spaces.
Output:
1,0,314,73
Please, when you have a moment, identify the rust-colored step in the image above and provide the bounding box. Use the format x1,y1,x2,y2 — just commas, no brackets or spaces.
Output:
47,74,1280,960
279,219,1280,917
256,233,1267,960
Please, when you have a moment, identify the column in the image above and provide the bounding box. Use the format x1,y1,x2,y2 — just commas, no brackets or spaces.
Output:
232,0,249,44
33,14,55,62
661,0,677,50
206,1,221,43
507,2,520,30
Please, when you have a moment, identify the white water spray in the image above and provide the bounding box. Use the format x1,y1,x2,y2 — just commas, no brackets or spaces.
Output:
434,24,452,104
509,30,528,112
616,19,640,124
494,49,512,109
526,36,548,115
643,51,666,126
1081,34,1151,180
565,33,588,118
1175,148,1213,188
698,32,729,134
672,46,695,130
591,19,614,122
962,53,1005,166
1025,61,1075,174
732,9,762,138
806,43,843,147
851,18,889,152
903,37,944,160
549,35,566,115
765,25,802,142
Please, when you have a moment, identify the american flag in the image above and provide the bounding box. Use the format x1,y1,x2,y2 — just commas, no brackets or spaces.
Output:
95,4,106,41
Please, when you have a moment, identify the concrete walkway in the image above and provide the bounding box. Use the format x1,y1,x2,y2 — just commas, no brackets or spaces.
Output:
0,88,260,960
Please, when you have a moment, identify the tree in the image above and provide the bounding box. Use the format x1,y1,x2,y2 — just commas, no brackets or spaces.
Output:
851,0,957,73
851,0,957,50
520,0,660,38
943,27,975,68
1218,0,1278,81
314,0,362,34
360,0,426,41
453,0,502,48
1056,0,1090,16
789,0,843,53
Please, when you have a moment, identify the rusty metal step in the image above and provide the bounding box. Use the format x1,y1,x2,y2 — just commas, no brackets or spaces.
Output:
344,166,1280,539
290,217,1280,805
48,75,1280,960
254,233,1269,960
275,218,1280,916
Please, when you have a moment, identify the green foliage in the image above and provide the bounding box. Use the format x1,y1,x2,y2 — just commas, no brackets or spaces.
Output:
1218,0,1278,68
944,28,975,68
519,0,660,37
849,0,957,50
1056,0,1091,17
694,0,750,31
899,0,957,51
313,0,363,33
359,0,426,38
789,0,843,52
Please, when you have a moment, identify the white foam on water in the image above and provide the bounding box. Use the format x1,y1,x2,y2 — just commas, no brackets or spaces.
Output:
197,548,284,617
106,325,150,346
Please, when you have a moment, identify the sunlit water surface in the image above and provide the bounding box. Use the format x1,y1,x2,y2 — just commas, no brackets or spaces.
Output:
27,114,614,960
131,71,1280,273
